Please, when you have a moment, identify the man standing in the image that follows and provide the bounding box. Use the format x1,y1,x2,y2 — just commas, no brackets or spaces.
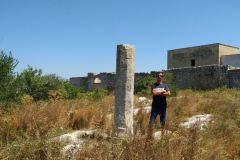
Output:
149,71,171,129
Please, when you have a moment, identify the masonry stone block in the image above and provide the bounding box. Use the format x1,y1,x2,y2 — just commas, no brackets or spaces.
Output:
114,44,135,135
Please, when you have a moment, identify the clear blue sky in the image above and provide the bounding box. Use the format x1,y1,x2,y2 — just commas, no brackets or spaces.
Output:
1,0,240,79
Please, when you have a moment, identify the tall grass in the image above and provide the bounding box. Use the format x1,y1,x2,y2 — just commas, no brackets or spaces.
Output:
0,88,240,159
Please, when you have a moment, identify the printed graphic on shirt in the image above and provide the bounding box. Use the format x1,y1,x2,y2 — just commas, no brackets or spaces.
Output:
153,87,165,93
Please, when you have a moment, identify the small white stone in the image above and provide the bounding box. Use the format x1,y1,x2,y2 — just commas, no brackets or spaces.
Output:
58,130,96,143
62,143,81,153
138,97,147,102
153,130,172,140
179,114,212,129
133,106,152,115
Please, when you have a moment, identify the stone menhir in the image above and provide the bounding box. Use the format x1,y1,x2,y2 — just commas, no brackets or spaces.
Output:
114,44,135,135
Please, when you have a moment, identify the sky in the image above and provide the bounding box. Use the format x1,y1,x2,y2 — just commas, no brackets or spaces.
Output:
1,0,240,79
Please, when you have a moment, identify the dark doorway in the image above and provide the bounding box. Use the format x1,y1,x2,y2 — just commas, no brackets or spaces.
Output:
191,59,195,66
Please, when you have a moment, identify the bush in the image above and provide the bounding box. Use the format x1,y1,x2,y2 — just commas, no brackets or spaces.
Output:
20,95,34,105
0,51,19,105
63,81,80,99
134,72,178,97
16,66,64,101
48,90,64,101
134,75,155,96
86,89,108,100
164,72,178,97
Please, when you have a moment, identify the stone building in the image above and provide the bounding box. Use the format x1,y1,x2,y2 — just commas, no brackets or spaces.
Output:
70,72,116,91
70,43,240,90
167,43,240,89
168,43,240,69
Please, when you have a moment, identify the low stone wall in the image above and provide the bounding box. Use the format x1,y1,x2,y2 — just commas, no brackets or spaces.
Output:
70,72,156,91
70,65,240,91
168,65,229,90
228,69,240,88
70,77,88,90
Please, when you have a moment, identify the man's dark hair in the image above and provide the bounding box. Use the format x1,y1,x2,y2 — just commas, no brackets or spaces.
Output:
155,71,164,77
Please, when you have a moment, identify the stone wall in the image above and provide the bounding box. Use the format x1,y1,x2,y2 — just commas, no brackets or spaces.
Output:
228,69,240,88
70,77,88,90
168,65,229,90
70,72,155,91
70,65,240,91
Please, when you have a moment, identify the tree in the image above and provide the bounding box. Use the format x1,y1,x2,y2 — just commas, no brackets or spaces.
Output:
134,72,178,97
17,66,64,101
164,72,178,97
63,81,80,99
0,51,19,103
134,75,155,96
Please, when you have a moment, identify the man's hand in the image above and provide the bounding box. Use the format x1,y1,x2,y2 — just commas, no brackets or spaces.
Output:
152,88,165,95
152,88,171,96
161,90,171,96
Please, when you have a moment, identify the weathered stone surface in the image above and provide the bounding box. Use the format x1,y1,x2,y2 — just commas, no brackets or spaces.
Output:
52,130,108,160
70,65,240,90
167,43,239,69
168,65,229,90
179,114,213,129
114,44,135,135
221,54,240,68
228,69,240,88
168,43,219,69
70,43,240,90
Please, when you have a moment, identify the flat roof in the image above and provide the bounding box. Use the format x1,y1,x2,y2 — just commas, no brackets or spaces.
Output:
168,43,239,52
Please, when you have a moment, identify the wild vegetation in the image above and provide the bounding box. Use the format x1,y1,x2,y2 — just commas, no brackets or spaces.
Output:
134,72,177,97
0,51,91,106
0,51,240,159
0,88,239,159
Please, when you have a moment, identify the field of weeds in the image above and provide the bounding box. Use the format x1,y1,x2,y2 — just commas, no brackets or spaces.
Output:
0,88,240,159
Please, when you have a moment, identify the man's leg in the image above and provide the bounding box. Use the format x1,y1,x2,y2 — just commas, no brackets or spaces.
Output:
159,107,167,128
148,107,158,139
149,107,158,124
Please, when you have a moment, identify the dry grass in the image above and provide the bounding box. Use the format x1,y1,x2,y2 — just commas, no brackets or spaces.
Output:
0,88,240,159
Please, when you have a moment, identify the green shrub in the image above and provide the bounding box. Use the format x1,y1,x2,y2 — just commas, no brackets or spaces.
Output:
164,72,178,97
134,72,178,97
63,81,80,99
0,51,19,105
86,89,108,100
17,66,64,101
134,75,155,96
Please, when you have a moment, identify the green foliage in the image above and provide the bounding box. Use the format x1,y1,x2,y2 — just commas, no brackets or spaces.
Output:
164,72,178,97
134,72,178,97
134,75,155,96
0,51,18,81
0,51,19,104
63,81,80,99
85,89,108,100
17,66,64,101
1,88,240,159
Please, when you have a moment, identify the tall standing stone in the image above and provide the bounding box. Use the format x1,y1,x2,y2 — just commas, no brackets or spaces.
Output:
114,44,135,135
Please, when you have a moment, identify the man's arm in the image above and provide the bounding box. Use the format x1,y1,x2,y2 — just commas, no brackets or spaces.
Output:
151,87,159,96
151,87,156,95
160,90,171,96
161,84,171,96
152,88,167,96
